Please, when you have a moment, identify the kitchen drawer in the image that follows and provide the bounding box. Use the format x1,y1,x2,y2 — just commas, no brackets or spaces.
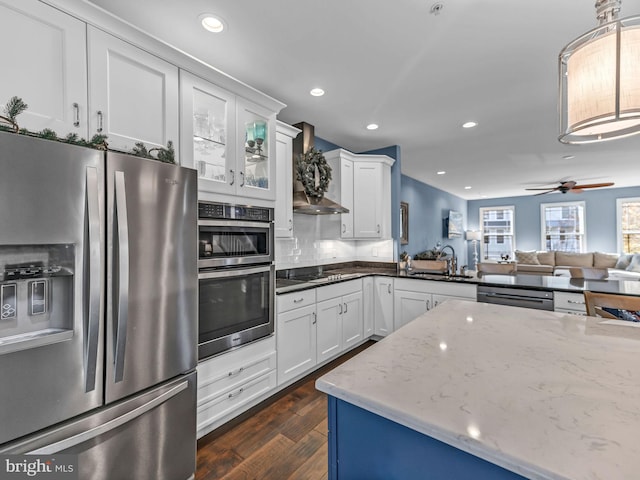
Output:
197,370,277,435
554,292,587,313
316,279,362,302
197,350,276,402
555,308,587,316
277,289,316,313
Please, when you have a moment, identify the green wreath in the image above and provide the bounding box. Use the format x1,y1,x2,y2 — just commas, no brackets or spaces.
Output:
296,147,332,199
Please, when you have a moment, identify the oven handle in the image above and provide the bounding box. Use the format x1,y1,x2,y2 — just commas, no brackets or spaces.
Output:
198,264,272,280
198,219,273,229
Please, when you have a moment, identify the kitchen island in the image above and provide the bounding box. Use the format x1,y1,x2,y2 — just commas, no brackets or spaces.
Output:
316,300,640,479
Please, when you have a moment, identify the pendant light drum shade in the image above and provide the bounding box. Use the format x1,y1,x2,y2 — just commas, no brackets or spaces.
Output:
559,15,640,143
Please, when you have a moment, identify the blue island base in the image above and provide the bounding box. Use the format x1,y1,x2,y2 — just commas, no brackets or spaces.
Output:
327,396,527,480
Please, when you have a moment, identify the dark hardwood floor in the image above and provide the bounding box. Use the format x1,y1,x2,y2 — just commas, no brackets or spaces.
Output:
196,341,375,480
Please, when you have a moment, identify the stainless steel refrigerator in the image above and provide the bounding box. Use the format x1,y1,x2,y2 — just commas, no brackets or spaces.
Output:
0,132,198,480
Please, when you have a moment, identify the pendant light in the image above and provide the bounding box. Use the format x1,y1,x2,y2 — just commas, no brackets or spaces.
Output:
559,0,640,144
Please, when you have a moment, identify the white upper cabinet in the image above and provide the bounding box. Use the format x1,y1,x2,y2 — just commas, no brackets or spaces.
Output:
325,149,394,239
0,0,87,137
179,70,236,192
236,98,277,201
275,122,301,237
87,26,179,154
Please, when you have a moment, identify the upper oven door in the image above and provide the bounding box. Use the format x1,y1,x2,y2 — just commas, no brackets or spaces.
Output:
198,219,273,268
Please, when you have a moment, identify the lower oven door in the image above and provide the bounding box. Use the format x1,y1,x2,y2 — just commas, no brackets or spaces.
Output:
198,264,274,360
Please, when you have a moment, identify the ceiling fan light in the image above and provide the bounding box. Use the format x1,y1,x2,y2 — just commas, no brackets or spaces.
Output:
559,7,640,144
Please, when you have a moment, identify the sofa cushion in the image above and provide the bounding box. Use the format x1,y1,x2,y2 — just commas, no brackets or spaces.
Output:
593,252,619,269
626,254,640,273
615,254,634,270
517,264,554,274
536,251,555,266
515,250,540,265
555,252,593,267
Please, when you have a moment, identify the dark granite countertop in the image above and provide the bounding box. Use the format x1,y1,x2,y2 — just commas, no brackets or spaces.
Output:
276,262,640,297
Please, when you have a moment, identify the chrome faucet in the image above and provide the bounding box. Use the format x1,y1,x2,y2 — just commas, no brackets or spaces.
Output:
439,245,457,275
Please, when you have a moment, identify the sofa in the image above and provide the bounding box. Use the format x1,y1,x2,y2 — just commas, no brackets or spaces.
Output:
514,250,640,279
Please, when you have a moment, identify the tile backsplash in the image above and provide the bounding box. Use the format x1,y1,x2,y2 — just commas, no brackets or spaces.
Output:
275,214,394,269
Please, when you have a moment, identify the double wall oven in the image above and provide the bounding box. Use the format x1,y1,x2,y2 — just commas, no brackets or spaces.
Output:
198,201,275,360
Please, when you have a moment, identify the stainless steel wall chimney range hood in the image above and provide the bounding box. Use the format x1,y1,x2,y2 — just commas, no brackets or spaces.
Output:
292,122,349,215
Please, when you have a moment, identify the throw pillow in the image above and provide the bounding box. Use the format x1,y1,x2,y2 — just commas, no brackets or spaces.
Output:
515,250,540,265
593,252,619,269
555,252,593,267
615,254,633,270
626,254,640,273
536,251,555,265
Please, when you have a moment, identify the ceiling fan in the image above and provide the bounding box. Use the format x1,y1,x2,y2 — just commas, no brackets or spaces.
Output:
525,180,614,195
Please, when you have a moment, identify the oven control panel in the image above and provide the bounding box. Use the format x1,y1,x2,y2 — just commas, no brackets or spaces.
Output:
198,201,273,222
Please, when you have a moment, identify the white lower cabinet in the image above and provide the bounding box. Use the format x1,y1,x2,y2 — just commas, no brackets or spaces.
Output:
374,277,394,336
196,336,276,438
276,289,317,386
362,276,375,337
316,280,363,362
554,291,587,315
393,278,477,329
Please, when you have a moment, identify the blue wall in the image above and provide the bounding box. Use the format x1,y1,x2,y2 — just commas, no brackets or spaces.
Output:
468,186,640,257
400,175,469,267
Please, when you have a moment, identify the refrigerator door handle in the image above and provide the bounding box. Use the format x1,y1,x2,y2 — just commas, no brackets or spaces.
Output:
85,167,101,392
113,171,130,383
27,380,189,455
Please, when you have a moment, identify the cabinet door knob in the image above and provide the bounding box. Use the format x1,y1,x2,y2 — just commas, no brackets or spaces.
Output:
73,103,80,127
96,110,103,133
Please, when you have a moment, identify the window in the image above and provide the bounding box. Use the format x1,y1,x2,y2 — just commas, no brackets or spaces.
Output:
479,206,515,260
617,197,640,254
541,201,585,252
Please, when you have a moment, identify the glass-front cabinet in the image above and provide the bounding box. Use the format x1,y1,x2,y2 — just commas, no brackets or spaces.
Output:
236,98,276,200
180,70,276,201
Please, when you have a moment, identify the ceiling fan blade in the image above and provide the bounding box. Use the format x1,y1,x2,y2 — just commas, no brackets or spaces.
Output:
525,187,557,191
569,188,584,194
572,182,614,189
533,190,555,196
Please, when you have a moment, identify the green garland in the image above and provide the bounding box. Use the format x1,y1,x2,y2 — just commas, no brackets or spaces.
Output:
296,147,332,199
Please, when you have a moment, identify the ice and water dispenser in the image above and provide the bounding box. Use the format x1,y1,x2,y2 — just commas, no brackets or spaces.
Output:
0,244,74,354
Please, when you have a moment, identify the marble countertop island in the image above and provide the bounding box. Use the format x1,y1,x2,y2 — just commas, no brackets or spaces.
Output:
316,300,640,479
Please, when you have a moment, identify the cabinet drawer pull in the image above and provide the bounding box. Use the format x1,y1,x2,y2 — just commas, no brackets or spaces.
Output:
567,300,585,305
73,103,80,127
229,169,235,185
339,303,343,314
342,224,346,234
293,297,305,303
288,219,293,231
387,284,391,294
96,110,103,133
228,387,244,399
426,299,431,310
377,224,380,234
227,367,245,377
344,302,348,313
240,171,245,187
312,312,316,325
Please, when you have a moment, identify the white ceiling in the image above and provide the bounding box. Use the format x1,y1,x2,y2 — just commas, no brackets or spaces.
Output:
85,0,640,200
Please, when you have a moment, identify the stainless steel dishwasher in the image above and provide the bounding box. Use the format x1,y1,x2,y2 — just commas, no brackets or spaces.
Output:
477,285,554,311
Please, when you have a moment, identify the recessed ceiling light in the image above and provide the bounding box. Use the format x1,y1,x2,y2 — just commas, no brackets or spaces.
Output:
199,14,226,33
464,186,472,190
366,123,379,130
462,121,477,129
437,171,446,175
562,154,575,160
310,88,325,97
